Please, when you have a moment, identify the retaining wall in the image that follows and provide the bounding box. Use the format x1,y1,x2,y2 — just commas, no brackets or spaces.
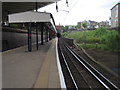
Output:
2,31,41,51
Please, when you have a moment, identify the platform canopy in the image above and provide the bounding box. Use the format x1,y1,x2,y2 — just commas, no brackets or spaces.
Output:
8,11,51,23
2,0,60,14
2,0,60,22
8,11,57,32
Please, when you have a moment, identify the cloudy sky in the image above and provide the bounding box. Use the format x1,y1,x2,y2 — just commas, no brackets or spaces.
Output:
39,0,120,26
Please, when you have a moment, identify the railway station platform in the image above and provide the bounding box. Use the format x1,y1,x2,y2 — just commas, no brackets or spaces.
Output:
2,38,65,88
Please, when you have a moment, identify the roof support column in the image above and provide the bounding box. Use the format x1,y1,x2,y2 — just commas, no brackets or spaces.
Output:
45,27,49,42
41,23,44,45
36,22,39,50
28,23,32,52
49,31,52,40
36,2,39,50
46,30,49,42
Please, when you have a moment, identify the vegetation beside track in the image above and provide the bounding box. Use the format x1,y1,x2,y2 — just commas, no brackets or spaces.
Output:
62,27,120,52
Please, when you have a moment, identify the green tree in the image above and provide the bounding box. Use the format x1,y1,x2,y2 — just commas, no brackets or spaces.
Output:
63,26,68,30
77,23,82,29
82,23,87,29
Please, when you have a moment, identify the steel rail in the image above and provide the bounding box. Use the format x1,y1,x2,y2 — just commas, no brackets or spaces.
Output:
65,43,119,90
64,46,93,89
59,44,79,90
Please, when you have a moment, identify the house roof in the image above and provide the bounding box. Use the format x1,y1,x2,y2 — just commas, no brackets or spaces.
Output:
111,1,120,10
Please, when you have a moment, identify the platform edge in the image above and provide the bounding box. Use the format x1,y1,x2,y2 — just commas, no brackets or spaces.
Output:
56,38,67,89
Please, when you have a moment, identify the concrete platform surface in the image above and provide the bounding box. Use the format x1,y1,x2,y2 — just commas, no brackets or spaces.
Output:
2,38,61,88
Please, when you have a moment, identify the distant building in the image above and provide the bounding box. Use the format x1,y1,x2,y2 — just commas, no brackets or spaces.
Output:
111,1,120,28
56,25,63,32
98,21,110,28
64,25,76,30
77,20,110,30
77,22,84,29
88,20,98,29
77,20,89,29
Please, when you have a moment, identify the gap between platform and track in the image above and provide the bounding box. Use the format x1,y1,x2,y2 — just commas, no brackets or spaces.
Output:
56,38,67,89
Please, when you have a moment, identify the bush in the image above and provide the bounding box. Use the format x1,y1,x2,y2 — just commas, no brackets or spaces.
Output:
61,32,68,37
105,30,120,51
94,27,108,37
10,24,23,28
64,27,120,52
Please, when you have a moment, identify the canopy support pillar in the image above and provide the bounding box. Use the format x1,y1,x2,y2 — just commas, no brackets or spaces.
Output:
45,27,49,42
49,31,52,40
28,23,32,52
41,23,44,45
36,2,39,50
36,23,39,50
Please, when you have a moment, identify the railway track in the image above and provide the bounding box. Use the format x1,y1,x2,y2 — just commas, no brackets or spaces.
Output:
58,38,119,90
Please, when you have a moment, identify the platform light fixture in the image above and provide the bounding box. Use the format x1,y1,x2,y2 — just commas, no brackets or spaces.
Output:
66,0,68,7
56,2,58,12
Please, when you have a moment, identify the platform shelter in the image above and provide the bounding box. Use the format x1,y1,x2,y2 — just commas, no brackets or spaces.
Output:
8,11,57,52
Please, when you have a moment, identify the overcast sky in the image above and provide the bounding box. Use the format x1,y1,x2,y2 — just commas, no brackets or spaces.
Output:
39,0,120,26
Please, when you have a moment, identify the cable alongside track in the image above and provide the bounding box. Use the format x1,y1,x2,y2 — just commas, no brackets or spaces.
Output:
58,38,119,90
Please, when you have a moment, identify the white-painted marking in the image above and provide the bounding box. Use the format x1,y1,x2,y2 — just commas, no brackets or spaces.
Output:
0,52,2,90
55,37,67,89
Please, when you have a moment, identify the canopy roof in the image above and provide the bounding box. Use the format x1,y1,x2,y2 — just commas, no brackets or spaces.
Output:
8,11,57,32
2,0,60,22
9,11,51,23
2,0,59,32
2,1,59,14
